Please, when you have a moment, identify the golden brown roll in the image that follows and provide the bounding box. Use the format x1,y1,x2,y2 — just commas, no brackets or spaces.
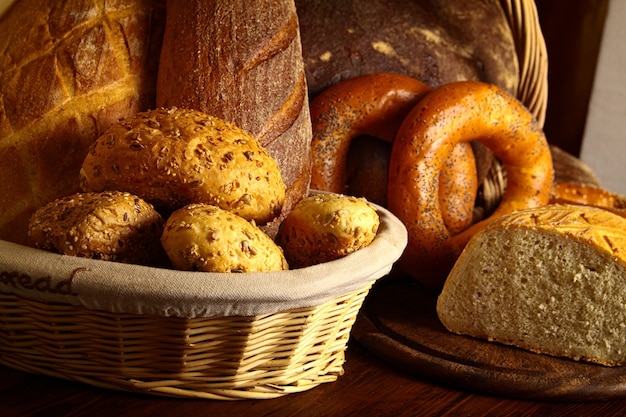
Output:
80,107,286,225
161,204,288,273
28,191,164,266
276,193,379,268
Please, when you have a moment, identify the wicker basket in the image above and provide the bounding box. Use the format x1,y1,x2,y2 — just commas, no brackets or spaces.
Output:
0,0,546,401
0,198,407,400
0,283,372,400
501,0,548,126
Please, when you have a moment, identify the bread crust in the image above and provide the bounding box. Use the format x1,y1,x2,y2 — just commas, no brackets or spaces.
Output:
550,182,626,216
0,0,166,244
161,203,288,273
80,107,286,225
28,191,164,265
437,204,626,366
297,0,519,98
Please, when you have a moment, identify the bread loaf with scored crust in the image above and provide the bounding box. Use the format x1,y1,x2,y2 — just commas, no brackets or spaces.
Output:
156,0,312,237
0,0,165,244
437,204,626,366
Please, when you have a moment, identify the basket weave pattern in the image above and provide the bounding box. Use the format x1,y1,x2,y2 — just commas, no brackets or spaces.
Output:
0,283,371,399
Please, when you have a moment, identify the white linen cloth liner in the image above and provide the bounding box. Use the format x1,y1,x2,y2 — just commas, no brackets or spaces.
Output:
0,204,407,318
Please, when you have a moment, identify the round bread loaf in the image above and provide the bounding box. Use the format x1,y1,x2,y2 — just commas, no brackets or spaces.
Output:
28,191,164,266
161,203,288,273
437,204,626,366
80,107,286,225
297,0,519,98
276,193,379,268
0,0,165,245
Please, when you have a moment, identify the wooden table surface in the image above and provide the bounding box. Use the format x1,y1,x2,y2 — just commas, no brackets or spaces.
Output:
3,326,626,417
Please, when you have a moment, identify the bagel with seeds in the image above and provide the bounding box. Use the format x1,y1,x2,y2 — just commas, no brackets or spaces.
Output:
388,81,553,288
309,73,477,235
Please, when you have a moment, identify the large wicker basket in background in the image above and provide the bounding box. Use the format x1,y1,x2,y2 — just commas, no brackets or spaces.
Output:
0,0,546,400
502,0,548,126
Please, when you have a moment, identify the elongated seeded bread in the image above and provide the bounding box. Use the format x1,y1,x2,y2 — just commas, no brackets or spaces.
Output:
437,204,626,366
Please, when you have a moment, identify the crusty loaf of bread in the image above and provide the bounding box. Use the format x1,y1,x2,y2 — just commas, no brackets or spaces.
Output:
437,204,626,366
0,0,165,245
297,0,519,98
156,0,312,237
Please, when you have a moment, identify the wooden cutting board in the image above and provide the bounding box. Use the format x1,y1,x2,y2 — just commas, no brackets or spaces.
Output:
352,275,626,401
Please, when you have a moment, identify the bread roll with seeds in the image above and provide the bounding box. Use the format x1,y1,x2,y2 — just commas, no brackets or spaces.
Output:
276,193,379,268
80,107,286,225
28,191,164,266
161,204,288,273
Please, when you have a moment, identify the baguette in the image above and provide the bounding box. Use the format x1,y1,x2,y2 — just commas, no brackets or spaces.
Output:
156,0,312,236
437,204,626,366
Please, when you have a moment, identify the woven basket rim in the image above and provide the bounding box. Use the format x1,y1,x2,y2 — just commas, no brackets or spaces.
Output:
500,0,548,126
0,194,407,319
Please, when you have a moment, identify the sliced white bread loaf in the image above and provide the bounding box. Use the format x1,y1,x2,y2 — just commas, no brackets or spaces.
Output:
437,204,626,366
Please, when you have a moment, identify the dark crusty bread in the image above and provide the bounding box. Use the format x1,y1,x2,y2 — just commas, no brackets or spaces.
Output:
437,204,626,366
297,0,519,98
156,0,312,237
0,0,165,244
